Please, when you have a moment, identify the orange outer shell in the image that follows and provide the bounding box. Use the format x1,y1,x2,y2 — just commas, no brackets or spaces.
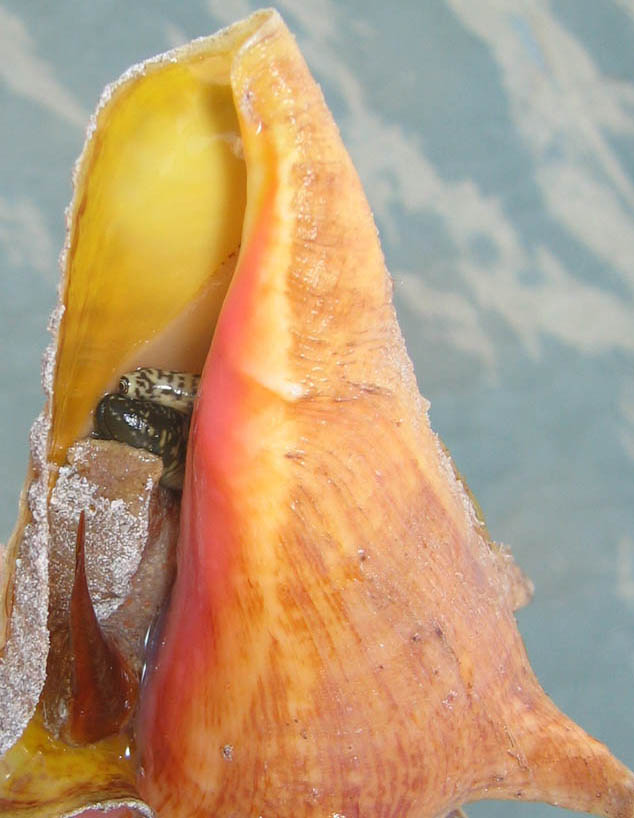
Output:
136,11,634,818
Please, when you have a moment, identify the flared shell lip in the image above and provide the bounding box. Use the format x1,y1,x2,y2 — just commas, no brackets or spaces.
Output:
70,8,280,192
62,7,280,299
0,4,282,763
54,6,282,407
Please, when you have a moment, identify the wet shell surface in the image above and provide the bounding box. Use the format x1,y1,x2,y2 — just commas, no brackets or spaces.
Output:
0,9,633,818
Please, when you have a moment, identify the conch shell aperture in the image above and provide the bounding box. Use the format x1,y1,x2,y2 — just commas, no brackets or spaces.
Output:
0,9,632,818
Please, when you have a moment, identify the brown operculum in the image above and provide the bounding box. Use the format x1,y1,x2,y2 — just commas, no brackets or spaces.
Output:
67,512,138,744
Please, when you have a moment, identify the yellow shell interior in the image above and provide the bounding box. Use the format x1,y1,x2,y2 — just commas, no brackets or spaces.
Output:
0,717,136,813
51,53,248,465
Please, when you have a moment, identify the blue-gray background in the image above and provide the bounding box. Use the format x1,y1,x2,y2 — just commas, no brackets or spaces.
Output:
1,2,632,816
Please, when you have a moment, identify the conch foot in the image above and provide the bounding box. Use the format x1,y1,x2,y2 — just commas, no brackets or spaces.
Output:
0,9,632,818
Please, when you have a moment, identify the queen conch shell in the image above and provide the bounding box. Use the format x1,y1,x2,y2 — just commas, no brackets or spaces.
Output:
0,9,632,818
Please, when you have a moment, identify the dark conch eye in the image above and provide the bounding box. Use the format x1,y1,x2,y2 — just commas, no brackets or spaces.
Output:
119,376,130,395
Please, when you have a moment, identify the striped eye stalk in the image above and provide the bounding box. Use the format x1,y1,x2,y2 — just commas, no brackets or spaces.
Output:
118,368,200,413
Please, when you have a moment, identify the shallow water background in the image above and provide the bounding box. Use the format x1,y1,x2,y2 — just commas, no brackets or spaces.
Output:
0,2,632,816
